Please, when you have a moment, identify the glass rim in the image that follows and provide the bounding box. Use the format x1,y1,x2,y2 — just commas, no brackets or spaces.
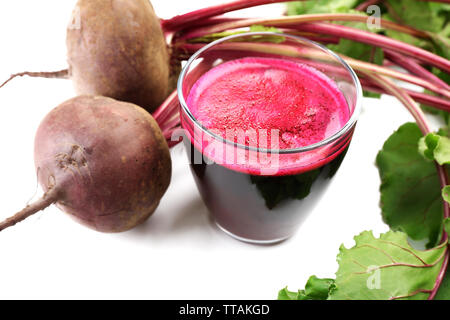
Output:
177,32,363,155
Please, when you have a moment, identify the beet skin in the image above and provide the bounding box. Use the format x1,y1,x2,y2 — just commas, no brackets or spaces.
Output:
67,0,170,112
33,96,171,232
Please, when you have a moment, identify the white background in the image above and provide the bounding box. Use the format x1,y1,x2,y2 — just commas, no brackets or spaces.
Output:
0,1,421,299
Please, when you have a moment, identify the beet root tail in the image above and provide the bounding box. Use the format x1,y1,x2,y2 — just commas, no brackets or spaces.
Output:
0,69,69,89
0,188,60,232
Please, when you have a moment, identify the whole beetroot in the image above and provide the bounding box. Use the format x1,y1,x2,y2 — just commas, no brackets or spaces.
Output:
0,96,171,232
66,0,170,112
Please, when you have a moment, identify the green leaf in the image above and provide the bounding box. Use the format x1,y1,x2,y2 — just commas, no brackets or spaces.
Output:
287,2,385,66
419,133,450,165
188,25,284,44
432,67,450,86
363,91,381,99
278,287,305,300
443,187,450,205
382,1,449,59
429,23,450,60
326,14,385,65
188,30,247,43
329,38,384,64
376,123,443,248
287,0,362,15
382,13,433,51
305,276,336,299
280,231,447,300
329,231,447,300
385,0,445,33
249,25,281,33
278,276,335,300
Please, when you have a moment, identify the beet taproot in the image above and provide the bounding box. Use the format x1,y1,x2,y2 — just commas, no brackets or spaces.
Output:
0,96,171,232
66,0,170,112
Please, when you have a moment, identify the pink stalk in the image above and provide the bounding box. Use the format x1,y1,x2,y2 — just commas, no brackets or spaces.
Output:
402,91,450,111
383,60,396,68
385,50,450,90
277,30,340,44
161,0,299,30
361,72,431,133
286,56,450,110
153,90,179,126
289,44,450,98
296,23,450,73
429,162,450,300
429,164,450,300
160,111,181,133
344,56,450,99
281,56,450,110
362,83,450,111
355,0,381,11
177,17,243,30
164,125,183,147
153,90,183,148
179,14,428,41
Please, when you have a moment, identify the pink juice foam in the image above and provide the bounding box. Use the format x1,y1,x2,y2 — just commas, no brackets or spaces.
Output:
186,57,350,174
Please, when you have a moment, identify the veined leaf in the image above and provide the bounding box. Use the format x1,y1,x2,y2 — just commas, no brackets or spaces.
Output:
376,123,443,248
278,276,335,300
279,231,447,300
329,231,447,300
419,133,450,165
443,187,450,205
385,0,445,33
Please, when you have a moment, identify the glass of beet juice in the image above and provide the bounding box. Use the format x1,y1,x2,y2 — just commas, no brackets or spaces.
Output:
177,33,362,244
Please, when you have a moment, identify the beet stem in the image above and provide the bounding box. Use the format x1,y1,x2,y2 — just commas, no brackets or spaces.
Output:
161,0,298,30
297,23,450,73
362,71,431,133
362,83,450,111
153,90,179,126
0,187,60,232
179,14,428,42
428,164,450,300
384,50,450,90
355,0,380,11
0,69,69,89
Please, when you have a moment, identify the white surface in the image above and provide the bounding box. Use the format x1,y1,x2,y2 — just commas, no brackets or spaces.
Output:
0,1,418,299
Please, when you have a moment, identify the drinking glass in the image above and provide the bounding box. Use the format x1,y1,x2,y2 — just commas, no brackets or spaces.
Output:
177,32,362,244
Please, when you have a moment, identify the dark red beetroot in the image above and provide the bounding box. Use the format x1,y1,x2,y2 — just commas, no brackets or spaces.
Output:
66,0,170,112
0,96,171,232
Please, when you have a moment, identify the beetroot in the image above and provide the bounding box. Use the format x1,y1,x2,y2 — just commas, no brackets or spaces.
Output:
66,0,170,112
0,96,171,232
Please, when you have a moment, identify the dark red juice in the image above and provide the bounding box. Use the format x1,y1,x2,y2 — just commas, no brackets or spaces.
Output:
184,57,351,242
